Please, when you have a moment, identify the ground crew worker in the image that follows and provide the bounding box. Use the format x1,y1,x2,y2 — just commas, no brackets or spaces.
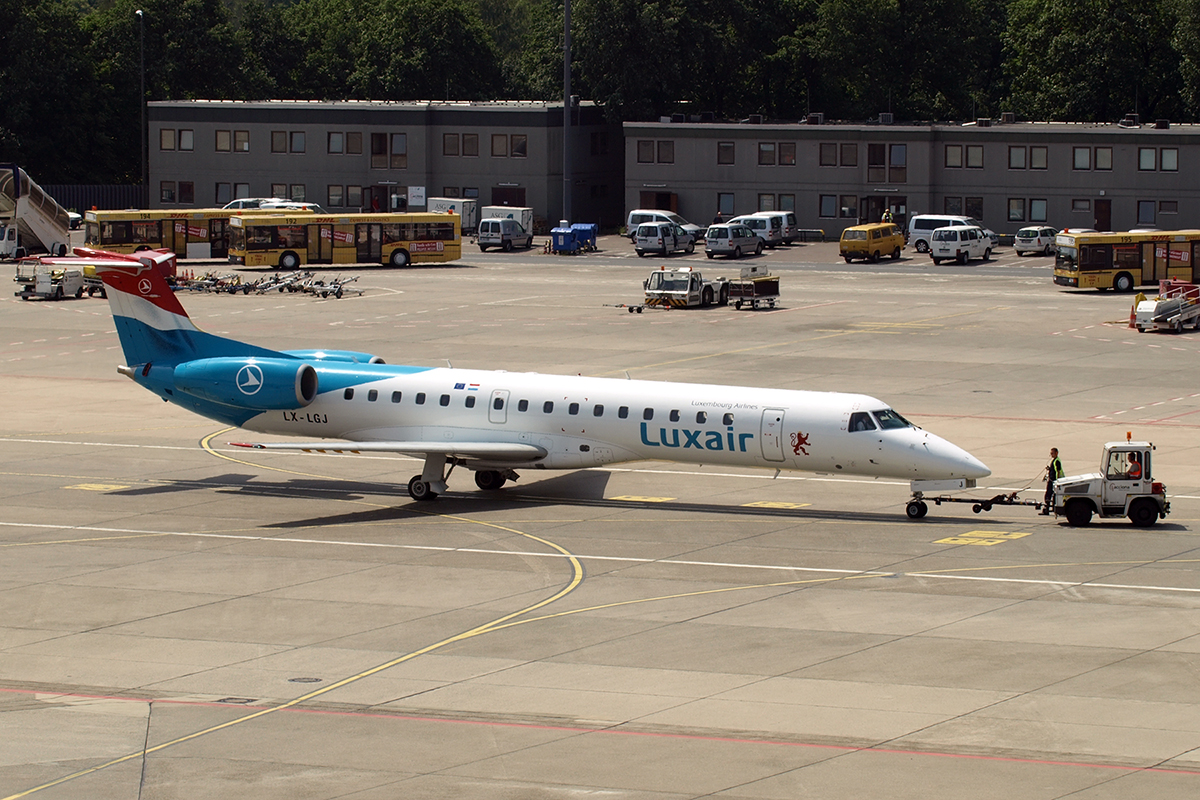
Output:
1042,447,1064,514
882,208,894,223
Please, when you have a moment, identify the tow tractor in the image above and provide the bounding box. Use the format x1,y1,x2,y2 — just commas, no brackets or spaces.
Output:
907,437,1169,527
13,260,85,299
642,265,730,309
1134,280,1200,333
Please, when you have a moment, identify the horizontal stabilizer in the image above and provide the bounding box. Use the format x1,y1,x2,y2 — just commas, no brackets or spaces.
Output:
230,440,547,461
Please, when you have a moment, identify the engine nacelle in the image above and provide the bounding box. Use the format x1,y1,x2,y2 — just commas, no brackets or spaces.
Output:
281,349,385,364
173,357,318,409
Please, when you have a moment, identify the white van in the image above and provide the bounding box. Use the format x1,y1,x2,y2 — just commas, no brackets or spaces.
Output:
626,209,703,241
929,225,992,264
478,218,534,251
908,214,994,253
634,222,695,256
754,211,798,244
728,214,783,248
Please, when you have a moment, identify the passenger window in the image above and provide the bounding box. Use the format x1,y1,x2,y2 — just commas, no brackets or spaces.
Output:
594,404,604,416
344,388,354,400
723,413,734,425
849,412,877,432
440,394,450,406
518,399,529,412
618,406,629,419
415,392,425,404
391,391,402,403
643,408,654,420
368,389,378,401
465,396,475,408
569,402,579,415
543,401,554,413
670,410,680,422
696,411,707,423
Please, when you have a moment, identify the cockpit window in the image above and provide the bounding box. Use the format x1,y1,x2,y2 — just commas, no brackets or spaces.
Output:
849,412,876,432
873,409,911,429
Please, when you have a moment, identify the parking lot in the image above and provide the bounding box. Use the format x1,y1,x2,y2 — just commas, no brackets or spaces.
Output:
1,236,1198,799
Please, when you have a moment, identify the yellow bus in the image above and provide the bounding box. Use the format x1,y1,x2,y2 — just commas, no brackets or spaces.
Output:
1054,229,1200,291
83,208,299,259
227,212,461,268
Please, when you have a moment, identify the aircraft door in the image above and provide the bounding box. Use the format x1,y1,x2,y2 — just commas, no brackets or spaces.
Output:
489,389,509,424
761,408,785,462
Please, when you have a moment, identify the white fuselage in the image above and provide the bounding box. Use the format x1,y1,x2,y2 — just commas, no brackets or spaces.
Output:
242,367,988,481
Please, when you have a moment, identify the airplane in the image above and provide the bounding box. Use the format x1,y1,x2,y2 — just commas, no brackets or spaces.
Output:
92,258,990,518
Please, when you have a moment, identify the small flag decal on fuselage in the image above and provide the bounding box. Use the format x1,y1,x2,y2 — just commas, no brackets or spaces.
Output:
454,383,481,391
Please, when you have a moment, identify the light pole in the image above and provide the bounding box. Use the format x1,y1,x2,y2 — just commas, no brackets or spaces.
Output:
137,9,145,200
562,0,571,224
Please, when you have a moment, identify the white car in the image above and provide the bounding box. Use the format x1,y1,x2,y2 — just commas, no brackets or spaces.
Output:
626,209,704,242
930,225,992,264
1014,226,1059,256
634,222,695,256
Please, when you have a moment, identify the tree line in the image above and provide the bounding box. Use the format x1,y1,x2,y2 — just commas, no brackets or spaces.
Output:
3,0,1200,184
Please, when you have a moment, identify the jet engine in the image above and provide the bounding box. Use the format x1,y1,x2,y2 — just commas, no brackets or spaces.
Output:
173,358,318,410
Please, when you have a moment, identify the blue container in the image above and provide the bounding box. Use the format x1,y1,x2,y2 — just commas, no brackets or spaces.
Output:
551,226,579,253
570,222,598,250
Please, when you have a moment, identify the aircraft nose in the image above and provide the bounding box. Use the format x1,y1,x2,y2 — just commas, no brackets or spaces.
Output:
920,432,991,479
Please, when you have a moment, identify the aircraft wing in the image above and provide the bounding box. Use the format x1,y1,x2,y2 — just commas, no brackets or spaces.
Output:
229,440,547,462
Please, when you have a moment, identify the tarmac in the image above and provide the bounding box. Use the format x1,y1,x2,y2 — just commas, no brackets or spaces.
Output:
1,234,1198,799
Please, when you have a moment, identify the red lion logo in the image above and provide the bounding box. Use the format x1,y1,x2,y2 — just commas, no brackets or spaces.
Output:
790,431,810,456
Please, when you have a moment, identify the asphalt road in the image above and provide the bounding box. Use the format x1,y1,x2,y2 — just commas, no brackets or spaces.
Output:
1,236,1197,799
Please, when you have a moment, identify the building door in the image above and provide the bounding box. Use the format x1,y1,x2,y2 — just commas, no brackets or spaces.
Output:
1094,199,1112,231
356,223,382,263
639,191,677,212
491,187,526,207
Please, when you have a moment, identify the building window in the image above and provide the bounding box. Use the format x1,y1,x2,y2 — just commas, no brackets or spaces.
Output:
1162,148,1178,171
443,187,460,197
443,133,459,156
589,184,608,199
1160,200,1178,214
511,134,528,158
819,143,837,166
840,143,857,166
1096,147,1112,170
758,194,775,211
1138,200,1156,225
463,187,479,198
234,183,250,199
271,183,286,198
1008,198,1025,221
328,185,344,207
346,132,362,154
462,133,478,157
966,197,983,219
159,129,176,150
160,181,176,203
819,194,837,217
945,144,962,168
867,143,885,182
179,130,193,151
347,185,362,207
840,195,858,218
179,181,194,204
289,184,305,201
493,134,509,157
390,133,406,168
758,142,775,165
889,144,906,182
966,145,983,168
657,140,674,163
1139,148,1156,170
329,132,344,154
1009,146,1026,169
637,140,654,163
371,133,387,168
1072,199,1091,212
718,141,735,165
779,142,796,166
271,131,287,153
718,192,735,215
216,130,232,152
779,193,795,211
1030,199,1047,222
290,131,305,153
234,130,249,152
944,196,963,215
591,131,609,155
1030,146,1047,169
215,182,231,205
1073,147,1091,170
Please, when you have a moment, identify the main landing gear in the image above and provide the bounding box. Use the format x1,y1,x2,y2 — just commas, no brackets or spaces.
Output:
406,454,519,501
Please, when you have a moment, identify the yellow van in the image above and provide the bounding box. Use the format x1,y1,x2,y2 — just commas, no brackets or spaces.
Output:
839,223,905,263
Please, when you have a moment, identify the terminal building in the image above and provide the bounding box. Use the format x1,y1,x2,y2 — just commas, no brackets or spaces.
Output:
147,100,625,232
624,114,1200,236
